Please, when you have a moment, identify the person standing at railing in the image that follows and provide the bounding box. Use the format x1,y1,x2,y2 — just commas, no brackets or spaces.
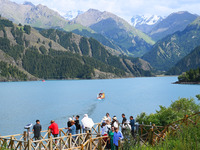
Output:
48,120,59,144
67,117,72,127
113,127,123,150
32,120,42,140
106,113,112,123
108,126,115,150
65,120,76,139
130,116,135,137
111,116,119,127
75,115,81,134
81,114,94,133
121,113,127,134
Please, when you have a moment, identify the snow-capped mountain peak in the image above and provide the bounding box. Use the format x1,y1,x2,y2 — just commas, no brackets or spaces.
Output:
63,10,83,20
131,15,163,27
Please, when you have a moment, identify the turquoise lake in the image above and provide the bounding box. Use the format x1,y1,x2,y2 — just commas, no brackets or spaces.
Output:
0,76,200,136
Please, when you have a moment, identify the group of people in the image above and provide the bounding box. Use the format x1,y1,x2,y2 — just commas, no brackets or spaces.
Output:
32,114,94,142
100,113,135,150
32,113,135,150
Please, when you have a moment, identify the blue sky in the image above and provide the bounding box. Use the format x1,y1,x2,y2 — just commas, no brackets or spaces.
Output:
11,0,200,21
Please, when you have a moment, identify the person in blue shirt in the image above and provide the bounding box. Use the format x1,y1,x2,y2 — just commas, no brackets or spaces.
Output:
65,120,76,139
113,127,123,150
130,116,135,137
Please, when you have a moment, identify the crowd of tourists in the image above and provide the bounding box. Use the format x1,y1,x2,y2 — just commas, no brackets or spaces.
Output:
32,113,135,150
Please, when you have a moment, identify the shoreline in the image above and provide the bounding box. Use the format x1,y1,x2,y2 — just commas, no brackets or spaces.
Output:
0,75,179,83
173,81,200,85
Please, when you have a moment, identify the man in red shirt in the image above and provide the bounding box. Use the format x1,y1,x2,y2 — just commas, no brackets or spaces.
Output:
48,120,59,143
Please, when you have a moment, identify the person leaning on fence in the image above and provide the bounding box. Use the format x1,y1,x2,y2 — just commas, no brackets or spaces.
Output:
65,120,76,139
32,120,42,140
113,127,123,150
48,120,59,143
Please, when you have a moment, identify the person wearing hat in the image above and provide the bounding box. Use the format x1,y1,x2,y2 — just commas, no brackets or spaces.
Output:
48,120,59,143
101,116,108,123
111,116,119,127
32,120,42,140
67,117,72,127
65,120,76,137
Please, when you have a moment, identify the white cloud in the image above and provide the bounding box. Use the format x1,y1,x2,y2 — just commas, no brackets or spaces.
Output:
10,0,200,22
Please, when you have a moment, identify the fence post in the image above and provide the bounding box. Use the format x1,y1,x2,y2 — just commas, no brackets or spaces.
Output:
118,140,121,150
98,137,102,150
10,136,14,149
90,137,92,150
81,143,84,150
68,133,72,148
23,131,27,147
59,130,62,150
49,136,53,150
98,124,101,137
48,129,51,138
148,126,154,146
28,139,32,150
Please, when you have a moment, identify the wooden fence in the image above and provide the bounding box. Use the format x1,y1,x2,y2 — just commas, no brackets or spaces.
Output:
1,112,199,149
136,112,200,146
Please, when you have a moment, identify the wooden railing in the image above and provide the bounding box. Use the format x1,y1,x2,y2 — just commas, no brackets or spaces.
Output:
0,123,103,150
1,112,199,149
136,112,200,146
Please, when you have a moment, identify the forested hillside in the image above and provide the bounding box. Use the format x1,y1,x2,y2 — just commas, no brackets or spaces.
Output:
0,17,154,81
142,17,200,71
167,46,200,75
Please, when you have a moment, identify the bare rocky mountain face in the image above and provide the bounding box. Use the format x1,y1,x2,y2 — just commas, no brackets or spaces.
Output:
0,0,68,28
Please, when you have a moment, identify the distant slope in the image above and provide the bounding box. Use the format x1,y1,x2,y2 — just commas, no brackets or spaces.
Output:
0,0,127,56
73,9,155,57
167,46,200,75
0,17,154,81
0,0,92,31
149,11,198,41
142,17,200,71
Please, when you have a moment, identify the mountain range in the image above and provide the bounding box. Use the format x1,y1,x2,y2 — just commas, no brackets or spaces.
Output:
72,9,155,57
142,16,200,71
148,11,198,41
0,0,155,57
0,16,153,81
1,0,200,78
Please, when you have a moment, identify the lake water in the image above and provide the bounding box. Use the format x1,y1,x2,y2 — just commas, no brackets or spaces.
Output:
0,76,200,136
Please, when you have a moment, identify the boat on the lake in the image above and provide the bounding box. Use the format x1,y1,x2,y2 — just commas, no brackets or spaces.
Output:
97,92,105,100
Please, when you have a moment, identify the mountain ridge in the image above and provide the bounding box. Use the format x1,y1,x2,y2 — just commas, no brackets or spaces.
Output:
142,16,200,71
0,17,154,81
72,9,155,57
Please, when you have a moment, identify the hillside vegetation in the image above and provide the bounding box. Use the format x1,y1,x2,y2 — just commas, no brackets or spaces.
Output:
0,17,154,81
124,96,200,150
167,46,200,75
142,17,200,71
